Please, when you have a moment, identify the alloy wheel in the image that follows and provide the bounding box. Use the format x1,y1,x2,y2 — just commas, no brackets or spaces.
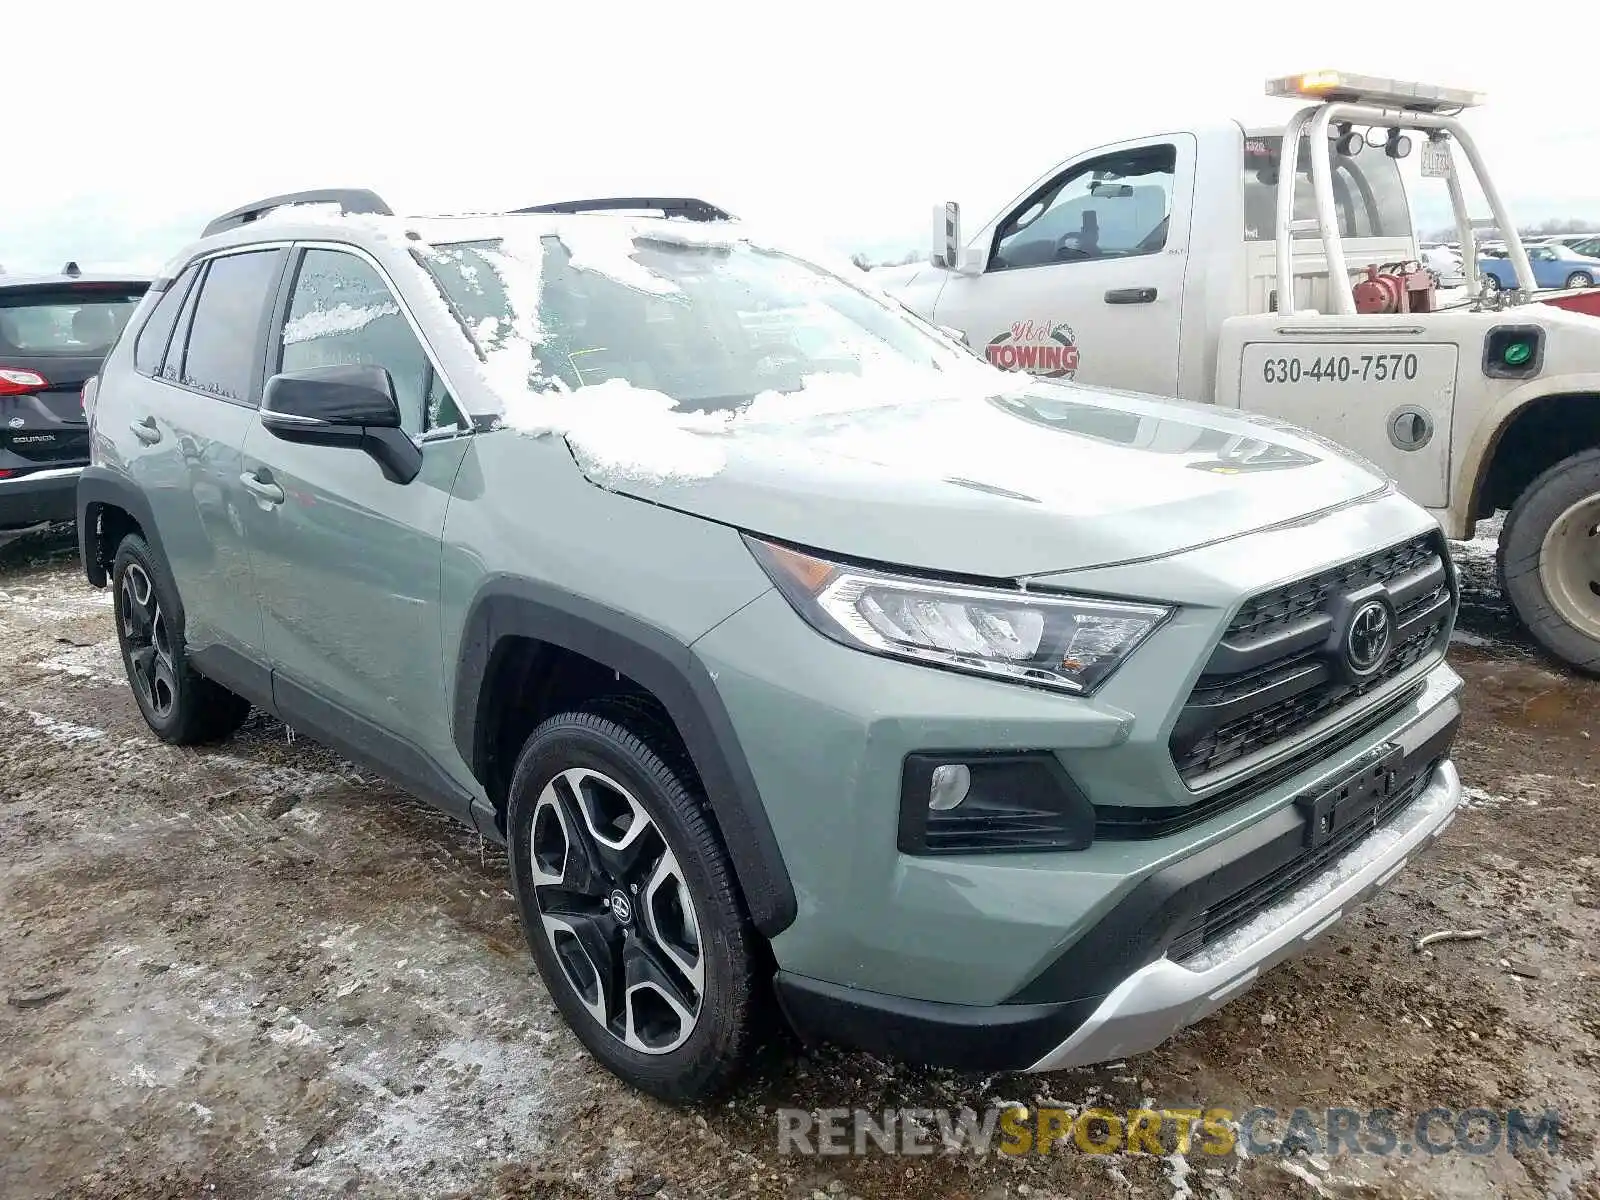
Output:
119,562,177,721
529,767,705,1054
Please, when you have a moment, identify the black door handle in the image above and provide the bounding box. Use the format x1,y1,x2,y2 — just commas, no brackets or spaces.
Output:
1104,287,1157,304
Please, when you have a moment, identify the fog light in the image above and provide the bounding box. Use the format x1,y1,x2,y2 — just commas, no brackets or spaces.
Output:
929,764,971,811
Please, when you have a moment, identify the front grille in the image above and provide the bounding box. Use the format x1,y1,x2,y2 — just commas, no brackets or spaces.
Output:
1170,532,1453,786
1168,758,1442,962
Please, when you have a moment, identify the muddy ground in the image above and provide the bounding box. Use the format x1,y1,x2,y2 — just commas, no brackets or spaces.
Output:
1,518,1596,1200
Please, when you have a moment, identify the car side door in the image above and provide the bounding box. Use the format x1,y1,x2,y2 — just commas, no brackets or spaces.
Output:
930,135,1194,396
1527,245,1561,287
238,243,476,816
120,247,286,665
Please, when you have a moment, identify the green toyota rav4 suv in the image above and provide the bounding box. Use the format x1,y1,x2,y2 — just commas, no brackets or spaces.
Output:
78,189,1464,1101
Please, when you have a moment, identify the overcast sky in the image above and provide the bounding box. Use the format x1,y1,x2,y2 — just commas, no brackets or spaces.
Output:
7,0,1597,273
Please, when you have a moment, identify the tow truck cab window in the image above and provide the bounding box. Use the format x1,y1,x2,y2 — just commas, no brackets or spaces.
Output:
990,144,1177,272
1241,134,1412,242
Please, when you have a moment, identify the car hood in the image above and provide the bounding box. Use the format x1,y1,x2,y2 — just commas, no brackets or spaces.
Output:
578,383,1392,580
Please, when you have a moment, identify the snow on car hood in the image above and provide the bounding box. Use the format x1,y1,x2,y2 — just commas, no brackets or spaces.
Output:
573,379,1392,579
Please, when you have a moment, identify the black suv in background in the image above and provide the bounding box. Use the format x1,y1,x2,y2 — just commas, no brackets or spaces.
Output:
1,265,149,528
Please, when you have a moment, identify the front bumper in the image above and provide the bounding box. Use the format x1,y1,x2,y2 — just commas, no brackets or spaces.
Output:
0,465,80,529
1027,757,1459,1071
775,675,1462,1073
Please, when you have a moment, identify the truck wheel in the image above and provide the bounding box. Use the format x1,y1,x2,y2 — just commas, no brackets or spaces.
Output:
1565,271,1594,289
1481,274,1501,294
111,535,253,743
1498,449,1600,674
505,706,759,1103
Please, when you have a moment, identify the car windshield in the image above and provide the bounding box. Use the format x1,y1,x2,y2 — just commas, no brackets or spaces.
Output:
423,228,965,413
0,284,146,357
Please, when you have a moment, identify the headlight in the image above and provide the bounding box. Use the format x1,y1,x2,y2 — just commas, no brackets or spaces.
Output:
745,536,1172,695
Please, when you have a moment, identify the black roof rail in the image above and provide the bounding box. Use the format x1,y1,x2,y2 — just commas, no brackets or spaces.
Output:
203,188,394,238
511,196,734,223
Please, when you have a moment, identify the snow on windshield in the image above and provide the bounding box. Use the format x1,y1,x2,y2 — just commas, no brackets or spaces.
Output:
261,210,1026,485
419,217,1027,483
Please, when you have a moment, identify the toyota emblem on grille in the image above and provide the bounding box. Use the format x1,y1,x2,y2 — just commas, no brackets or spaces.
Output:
1345,599,1393,676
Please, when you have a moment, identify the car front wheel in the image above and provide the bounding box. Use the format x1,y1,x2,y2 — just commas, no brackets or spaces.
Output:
506,705,760,1102
1565,271,1594,289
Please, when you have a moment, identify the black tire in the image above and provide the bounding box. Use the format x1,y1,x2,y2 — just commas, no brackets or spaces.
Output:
506,704,759,1103
111,534,252,743
1497,448,1600,675
1566,271,1594,290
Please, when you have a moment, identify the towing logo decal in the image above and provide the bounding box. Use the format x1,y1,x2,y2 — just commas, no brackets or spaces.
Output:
985,319,1079,379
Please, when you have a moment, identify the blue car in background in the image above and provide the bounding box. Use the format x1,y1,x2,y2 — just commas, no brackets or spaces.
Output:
1479,242,1600,291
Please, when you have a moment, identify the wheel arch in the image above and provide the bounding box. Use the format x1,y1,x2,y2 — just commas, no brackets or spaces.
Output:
1458,381,1600,534
453,576,797,937
76,467,174,606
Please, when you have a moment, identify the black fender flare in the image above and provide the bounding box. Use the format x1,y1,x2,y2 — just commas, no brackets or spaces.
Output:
453,576,797,937
76,467,174,605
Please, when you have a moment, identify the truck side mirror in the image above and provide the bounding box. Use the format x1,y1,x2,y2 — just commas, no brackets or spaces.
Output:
931,201,961,268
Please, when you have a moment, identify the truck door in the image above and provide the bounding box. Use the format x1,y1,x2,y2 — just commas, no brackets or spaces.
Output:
931,134,1194,396
1220,318,1456,508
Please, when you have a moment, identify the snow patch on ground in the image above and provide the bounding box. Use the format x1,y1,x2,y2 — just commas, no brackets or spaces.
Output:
1275,1157,1330,1196
1462,772,1569,810
267,1012,323,1049
1449,523,1501,570
1165,1150,1195,1199
286,920,575,1195
27,709,105,743
0,583,112,622
34,637,121,684
201,752,356,797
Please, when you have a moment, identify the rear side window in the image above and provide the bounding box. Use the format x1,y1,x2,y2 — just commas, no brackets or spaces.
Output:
0,284,147,358
134,265,199,376
173,250,281,402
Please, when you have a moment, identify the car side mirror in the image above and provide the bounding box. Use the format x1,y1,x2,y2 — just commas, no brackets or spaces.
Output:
260,363,422,485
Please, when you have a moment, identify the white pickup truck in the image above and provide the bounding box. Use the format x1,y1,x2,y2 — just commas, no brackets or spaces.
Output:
881,71,1600,674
